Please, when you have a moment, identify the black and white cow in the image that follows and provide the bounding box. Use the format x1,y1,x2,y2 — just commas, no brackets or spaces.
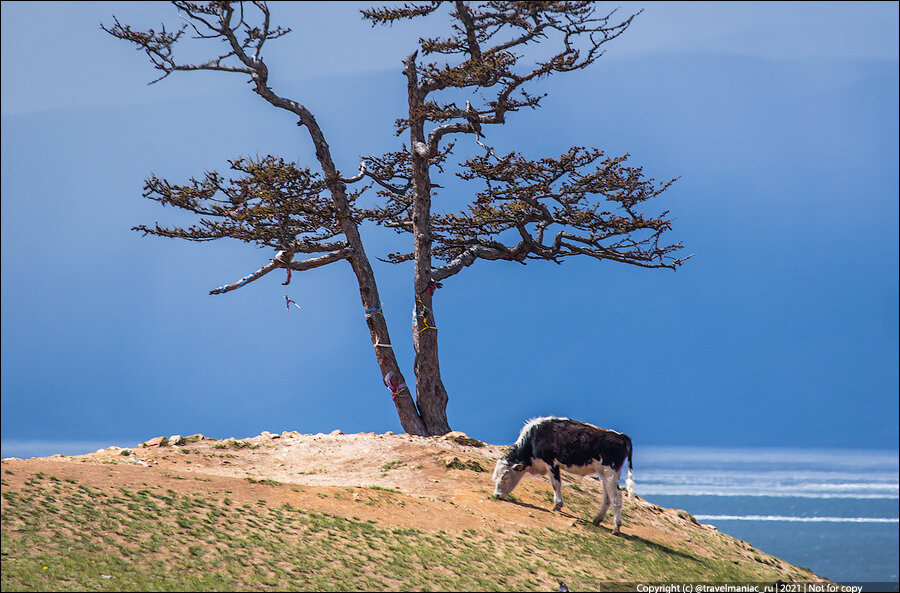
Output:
492,416,634,533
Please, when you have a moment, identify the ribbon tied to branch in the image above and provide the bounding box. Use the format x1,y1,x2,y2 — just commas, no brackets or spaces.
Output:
415,298,437,333
423,280,442,296
383,371,408,401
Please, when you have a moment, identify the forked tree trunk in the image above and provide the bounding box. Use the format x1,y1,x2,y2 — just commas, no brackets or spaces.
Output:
252,68,428,437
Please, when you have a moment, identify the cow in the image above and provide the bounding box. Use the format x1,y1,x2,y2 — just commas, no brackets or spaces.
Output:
492,416,634,534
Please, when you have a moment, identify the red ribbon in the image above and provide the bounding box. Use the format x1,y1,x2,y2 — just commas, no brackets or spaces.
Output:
383,371,407,401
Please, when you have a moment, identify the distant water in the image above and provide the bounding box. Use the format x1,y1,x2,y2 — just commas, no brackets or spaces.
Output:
635,447,899,585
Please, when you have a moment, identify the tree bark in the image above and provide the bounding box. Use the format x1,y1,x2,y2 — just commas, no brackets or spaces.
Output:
405,51,451,436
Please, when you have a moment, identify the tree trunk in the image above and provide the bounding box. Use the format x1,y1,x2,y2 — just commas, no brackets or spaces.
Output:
253,78,428,436
410,152,451,436
325,150,428,437
346,231,428,437
406,52,452,436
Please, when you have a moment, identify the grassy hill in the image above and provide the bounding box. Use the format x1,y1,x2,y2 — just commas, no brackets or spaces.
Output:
1,431,824,591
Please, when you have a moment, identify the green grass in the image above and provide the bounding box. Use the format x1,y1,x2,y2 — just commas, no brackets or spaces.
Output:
211,440,260,450
380,460,406,472
1,471,812,591
245,478,281,486
367,485,401,494
444,457,487,472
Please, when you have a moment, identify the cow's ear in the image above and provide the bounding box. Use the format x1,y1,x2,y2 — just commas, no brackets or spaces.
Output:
512,463,526,472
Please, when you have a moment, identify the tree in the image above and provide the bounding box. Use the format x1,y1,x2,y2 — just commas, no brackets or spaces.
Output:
103,1,429,435
106,1,687,437
358,1,688,433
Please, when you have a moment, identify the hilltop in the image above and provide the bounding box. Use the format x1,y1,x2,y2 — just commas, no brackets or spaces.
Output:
1,430,825,591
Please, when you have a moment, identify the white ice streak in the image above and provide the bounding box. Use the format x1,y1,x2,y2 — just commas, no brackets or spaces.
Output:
694,514,900,523
639,446,899,471
636,487,898,499
636,469,898,499
634,447,899,499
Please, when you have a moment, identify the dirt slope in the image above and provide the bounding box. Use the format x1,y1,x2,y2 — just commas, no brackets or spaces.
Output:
1,430,825,590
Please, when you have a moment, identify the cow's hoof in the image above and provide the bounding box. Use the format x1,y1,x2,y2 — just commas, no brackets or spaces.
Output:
553,502,563,512
591,518,601,527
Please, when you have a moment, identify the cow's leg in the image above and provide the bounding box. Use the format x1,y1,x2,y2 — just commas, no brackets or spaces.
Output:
549,464,564,511
601,469,623,534
592,470,611,526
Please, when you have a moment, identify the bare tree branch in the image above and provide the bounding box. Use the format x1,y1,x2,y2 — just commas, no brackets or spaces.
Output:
340,161,368,184
209,247,353,295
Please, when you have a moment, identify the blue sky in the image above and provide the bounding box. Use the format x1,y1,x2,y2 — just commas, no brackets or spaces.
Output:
2,1,898,457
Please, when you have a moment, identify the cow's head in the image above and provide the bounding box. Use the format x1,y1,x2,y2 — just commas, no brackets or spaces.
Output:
492,457,527,498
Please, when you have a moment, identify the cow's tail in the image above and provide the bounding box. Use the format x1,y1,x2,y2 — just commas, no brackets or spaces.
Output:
625,438,635,496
